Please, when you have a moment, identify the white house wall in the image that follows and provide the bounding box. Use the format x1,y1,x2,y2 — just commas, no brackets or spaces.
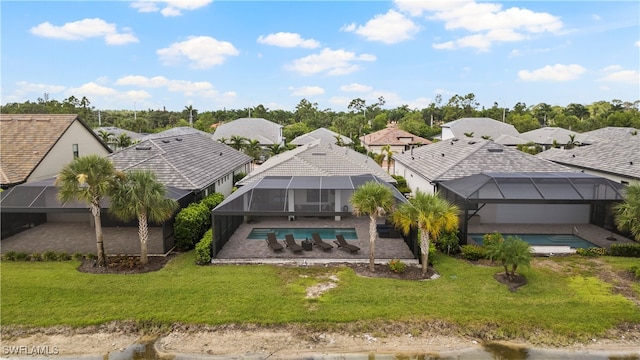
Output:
28,121,110,182
394,161,435,194
477,203,590,224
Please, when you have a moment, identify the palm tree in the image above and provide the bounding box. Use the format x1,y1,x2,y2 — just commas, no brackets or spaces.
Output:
268,143,287,156
614,182,640,241
486,235,532,279
351,181,396,271
97,130,114,146
381,144,394,173
109,170,179,264
229,135,247,151
565,134,580,150
391,191,460,276
56,155,117,267
115,133,133,150
244,139,262,163
217,137,229,145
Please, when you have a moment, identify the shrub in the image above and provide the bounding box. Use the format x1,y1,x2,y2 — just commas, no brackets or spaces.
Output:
630,266,640,280
43,251,58,261
86,253,97,260
174,193,225,251
576,247,608,257
388,259,406,273
3,251,17,261
391,175,411,195
483,232,504,249
15,252,29,261
195,229,213,265
57,252,71,261
234,172,246,184
461,245,486,261
30,253,42,262
609,243,640,257
486,236,532,277
436,231,461,255
72,252,84,261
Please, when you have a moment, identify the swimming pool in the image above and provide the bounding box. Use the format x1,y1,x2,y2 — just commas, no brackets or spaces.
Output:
469,234,599,249
248,228,357,240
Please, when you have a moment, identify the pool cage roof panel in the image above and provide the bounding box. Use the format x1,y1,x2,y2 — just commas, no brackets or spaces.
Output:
439,172,625,203
0,178,193,213
213,174,406,215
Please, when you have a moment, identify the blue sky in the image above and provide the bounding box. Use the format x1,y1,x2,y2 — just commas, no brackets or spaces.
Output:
2,1,639,113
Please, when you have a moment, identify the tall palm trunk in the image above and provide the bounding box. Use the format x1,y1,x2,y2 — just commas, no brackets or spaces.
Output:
420,230,431,276
138,211,149,265
90,200,107,267
369,215,377,272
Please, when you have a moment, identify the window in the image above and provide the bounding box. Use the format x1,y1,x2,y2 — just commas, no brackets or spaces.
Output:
72,144,79,158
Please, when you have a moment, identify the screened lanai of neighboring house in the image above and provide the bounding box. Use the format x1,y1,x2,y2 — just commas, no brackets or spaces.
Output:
437,172,626,243
211,174,411,257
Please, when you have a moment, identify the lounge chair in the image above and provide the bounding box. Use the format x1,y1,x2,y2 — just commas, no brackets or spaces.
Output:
311,233,333,252
333,234,360,254
284,234,304,254
266,233,284,252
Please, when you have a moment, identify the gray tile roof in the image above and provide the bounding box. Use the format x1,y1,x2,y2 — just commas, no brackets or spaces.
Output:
575,127,640,144
441,117,522,140
394,138,571,182
536,139,640,180
211,117,283,145
140,126,212,141
290,127,352,145
94,126,145,140
237,139,395,186
108,133,252,190
493,134,529,145
520,127,579,145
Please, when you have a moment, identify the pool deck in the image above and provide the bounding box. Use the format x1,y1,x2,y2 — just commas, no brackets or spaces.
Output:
467,223,635,254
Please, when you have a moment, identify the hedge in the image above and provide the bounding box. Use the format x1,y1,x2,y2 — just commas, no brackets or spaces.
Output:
174,193,224,251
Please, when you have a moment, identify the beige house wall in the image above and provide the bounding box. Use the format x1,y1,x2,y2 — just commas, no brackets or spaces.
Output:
28,120,110,182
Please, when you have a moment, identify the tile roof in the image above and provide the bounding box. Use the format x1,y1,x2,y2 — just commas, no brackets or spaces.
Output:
140,126,212,141
237,139,395,186
108,132,252,190
290,127,352,145
441,117,522,140
0,114,109,186
520,127,579,145
211,117,283,144
93,127,145,140
359,126,432,146
394,138,571,182
536,138,640,180
575,127,640,144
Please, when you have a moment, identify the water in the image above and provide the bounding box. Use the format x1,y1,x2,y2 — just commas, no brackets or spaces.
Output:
470,234,599,249
247,227,358,240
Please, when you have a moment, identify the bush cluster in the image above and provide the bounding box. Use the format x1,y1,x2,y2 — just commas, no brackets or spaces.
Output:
576,247,608,257
2,251,88,262
460,244,486,261
391,175,411,195
195,229,213,265
388,259,406,273
174,193,224,251
608,243,640,257
630,265,640,280
435,231,461,255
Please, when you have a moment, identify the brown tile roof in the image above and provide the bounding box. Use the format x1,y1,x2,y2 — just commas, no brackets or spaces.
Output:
359,126,432,146
1,114,81,186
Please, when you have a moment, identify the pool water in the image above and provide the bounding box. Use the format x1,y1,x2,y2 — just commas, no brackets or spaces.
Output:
248,228,357,240
470,234,599,249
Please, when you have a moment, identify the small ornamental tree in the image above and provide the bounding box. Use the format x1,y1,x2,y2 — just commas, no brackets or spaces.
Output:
486,235,532,279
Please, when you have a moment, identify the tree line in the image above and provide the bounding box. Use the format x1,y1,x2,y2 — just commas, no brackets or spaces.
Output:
2,94,639,143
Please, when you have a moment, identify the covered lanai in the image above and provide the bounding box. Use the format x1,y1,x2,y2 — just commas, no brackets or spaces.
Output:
437,172,626,246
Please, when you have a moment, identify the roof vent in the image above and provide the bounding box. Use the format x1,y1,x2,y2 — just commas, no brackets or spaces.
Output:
468,141,476,145
175,138,182,141
136,146,152,150
452,138,459,142
487,148,503,153
162,140,170,143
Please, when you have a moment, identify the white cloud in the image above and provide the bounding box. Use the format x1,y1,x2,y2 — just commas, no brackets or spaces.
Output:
592,14,601,21
30,18,138,45
130,0,212,17
286,48,376,76
115,75,215,94
68,82,120,97
157,36,239,69
288,86,325,96
340,83,372,93
397,0,562,51
257,32,320,48
599,68,640,84
15,81,66,94
636,40,640,47
518,64,586,82
343,10,420,44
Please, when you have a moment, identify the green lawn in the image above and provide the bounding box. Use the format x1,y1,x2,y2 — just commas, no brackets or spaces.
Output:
1,252,639,343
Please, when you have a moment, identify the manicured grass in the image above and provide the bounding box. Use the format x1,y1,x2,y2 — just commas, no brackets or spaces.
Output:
1,252,639,342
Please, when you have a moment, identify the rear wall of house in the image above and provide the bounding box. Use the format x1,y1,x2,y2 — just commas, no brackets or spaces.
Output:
477,203,590,224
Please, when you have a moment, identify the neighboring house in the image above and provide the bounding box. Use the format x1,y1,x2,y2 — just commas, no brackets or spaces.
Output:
576,127,639,145
290,127,352,146
359,124,431,155
0,114,112,189
537,137,640,184
139,126,211,141
440,117,523,142
236,139,395,187
520,127,580,149
394,138,571,194
211,118,284,146
109,132,252,198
